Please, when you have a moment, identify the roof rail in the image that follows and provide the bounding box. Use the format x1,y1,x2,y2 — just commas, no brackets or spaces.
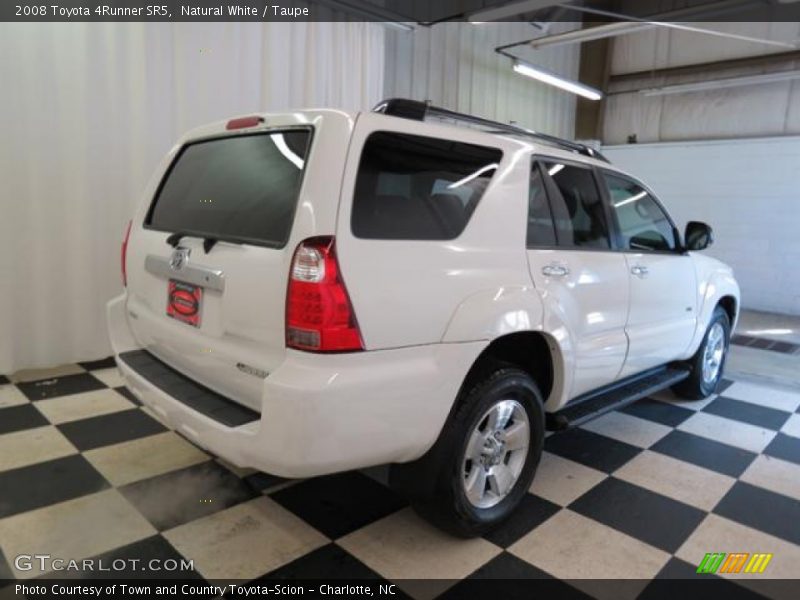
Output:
372,98,610,164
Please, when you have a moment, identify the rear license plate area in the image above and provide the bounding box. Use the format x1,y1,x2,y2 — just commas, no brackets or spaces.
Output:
167,280,203,327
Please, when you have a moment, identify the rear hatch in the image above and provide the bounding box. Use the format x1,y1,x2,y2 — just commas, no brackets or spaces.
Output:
123,111,352,412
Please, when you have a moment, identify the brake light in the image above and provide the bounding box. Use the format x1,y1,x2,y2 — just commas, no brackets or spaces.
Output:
226,116,264,130
121,220,132,287
286,237,363,352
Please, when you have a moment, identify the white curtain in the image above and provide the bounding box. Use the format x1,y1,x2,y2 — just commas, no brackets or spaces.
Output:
0,21,385,375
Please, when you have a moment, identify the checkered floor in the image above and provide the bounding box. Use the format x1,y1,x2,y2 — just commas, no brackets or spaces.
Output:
1,358,800,599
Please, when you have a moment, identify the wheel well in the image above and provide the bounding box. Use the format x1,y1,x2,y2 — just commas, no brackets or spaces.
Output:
718,296,737,325
462,332,555,403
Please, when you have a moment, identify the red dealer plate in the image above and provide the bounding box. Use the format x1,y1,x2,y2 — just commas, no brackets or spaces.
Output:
167,280,203,327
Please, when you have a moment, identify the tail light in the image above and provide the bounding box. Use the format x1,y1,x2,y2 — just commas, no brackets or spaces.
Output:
286,237,363,352
121,220,132,287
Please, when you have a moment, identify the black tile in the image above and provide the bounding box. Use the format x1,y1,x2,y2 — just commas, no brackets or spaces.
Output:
260,543,383,579
17,373,105,401
620,398,695,428
641,557,765,600
244,471,289,493
441,553,592,600
483,493,561,548
569,477,706,553
731,334,754,347
114,386,141,406
716,378,735,394
714,482,800,545
78,357,117,371
271,471,407,539
650,430,756,477
770,340,798,354
0,375,9,385
57,409,166,451
0,547,11,580
52,535,202,580
120,460,257,531
0,403,48,435
764,433,800,466
703,396,791,430
749,337,774,350
0,455,109,518
544,428,641,473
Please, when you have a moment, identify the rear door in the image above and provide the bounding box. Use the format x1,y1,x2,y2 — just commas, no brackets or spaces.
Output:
124,113,350,411
600,170,697,377
526,159,630,399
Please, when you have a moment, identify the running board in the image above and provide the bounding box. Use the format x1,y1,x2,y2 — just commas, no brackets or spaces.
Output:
547,365,691,431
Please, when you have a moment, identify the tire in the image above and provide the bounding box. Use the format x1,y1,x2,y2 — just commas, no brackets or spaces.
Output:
673,305,731,400
389,367,545,537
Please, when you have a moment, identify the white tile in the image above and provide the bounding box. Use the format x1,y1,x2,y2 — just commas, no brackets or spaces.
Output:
164,496,327,581
0,426,76,472
723,381,800,413
0,489,156,578
0,384,28,408
779,413,800,439
529,451,607,506
338,507,501,600
614,450,736,511
677,514,800,581
678,412,776,454
34,388,134,425
10,364,85,384
89,367,126,388
580,411,672,448
740,455,800,502
84,431,209,487
510,510,669,600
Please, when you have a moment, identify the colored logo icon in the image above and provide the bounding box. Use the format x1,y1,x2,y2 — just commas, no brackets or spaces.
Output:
697,552,773,574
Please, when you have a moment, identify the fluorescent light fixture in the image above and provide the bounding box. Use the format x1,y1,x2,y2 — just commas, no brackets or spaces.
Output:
469,0,562,23
613,191,648,208
640,69,800,97
448,164,499,189
548,164,565,176
529,21,654,49
273,133,305,169
513,61,603,101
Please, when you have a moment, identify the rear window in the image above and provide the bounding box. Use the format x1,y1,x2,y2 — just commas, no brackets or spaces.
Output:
351,131,503,240
146,130,311,247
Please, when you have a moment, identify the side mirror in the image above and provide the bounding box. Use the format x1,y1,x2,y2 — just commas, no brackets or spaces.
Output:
684,221,714,251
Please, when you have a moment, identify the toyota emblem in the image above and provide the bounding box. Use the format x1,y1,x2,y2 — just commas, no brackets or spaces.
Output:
169,247,190,271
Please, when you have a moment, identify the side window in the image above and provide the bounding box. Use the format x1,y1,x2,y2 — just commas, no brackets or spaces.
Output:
604,172,677,252
542,162,611,249
351,132,503,240
527,163,557,247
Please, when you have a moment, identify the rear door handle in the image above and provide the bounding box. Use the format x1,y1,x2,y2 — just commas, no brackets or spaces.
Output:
542,264,569,278
631,265,649,278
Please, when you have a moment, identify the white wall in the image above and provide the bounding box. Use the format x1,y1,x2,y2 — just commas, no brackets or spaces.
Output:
384,22,580,138
604,23,800,144
604,137,800,316
0,21,384,375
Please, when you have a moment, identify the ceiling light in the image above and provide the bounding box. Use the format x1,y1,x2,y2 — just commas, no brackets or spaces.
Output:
513,61,603,101
640,69,800,96
469,0,562,23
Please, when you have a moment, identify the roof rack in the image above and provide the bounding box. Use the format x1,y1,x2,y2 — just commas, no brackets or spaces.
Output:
372,98,610,164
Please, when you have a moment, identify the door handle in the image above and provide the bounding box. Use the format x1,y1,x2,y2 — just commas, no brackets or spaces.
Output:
631,265,649,278
542,264,569,278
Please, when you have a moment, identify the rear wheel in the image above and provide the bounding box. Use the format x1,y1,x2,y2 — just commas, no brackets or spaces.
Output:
390,367,545,537
673,306,731,400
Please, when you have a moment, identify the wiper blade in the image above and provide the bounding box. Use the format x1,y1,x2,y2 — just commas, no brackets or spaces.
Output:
166,232,219,254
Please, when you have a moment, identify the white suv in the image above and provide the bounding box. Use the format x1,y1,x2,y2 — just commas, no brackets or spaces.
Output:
108,99,740,536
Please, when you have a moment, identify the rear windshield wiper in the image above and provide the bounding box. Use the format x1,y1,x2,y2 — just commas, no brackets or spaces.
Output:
165,232,219,254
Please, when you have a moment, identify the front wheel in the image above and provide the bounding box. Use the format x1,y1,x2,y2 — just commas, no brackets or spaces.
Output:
673,306,731,400
390,367,545,537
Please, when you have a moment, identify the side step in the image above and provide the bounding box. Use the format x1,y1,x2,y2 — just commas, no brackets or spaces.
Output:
547,365,691,431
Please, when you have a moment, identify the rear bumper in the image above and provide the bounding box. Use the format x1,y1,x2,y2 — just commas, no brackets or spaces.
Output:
107,294,484,478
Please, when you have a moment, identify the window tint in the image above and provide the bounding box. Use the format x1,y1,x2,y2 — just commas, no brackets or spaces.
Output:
604,172,676,252
543,162,610,249
147,131,311,247
527,163,556,247
351,132,502,240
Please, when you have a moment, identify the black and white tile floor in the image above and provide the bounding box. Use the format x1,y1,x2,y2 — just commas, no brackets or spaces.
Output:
1,358,800,599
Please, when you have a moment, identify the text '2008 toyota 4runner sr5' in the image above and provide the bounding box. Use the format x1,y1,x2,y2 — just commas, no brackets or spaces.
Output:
108,99,739,536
